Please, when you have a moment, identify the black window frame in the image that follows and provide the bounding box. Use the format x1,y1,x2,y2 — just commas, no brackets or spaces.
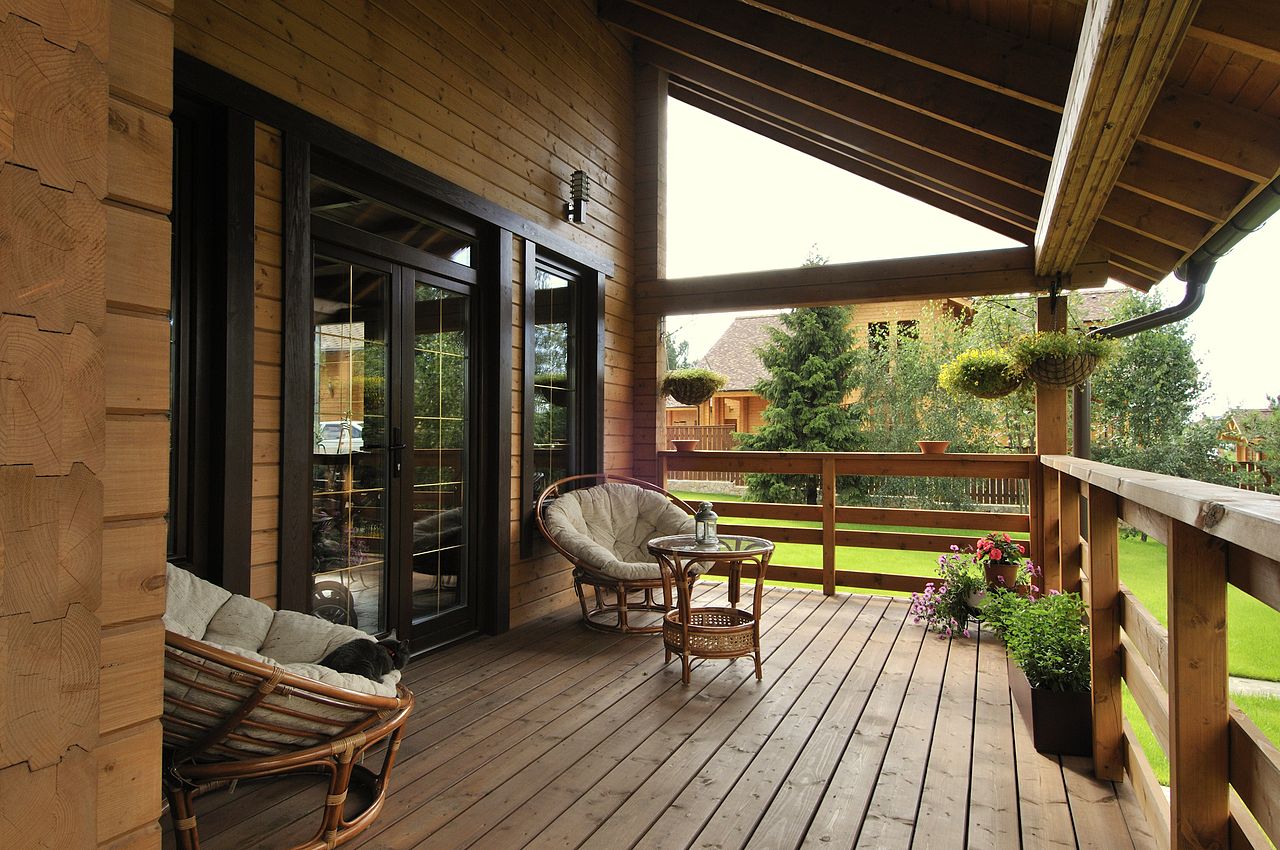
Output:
520,242,605,557
167,88,255,594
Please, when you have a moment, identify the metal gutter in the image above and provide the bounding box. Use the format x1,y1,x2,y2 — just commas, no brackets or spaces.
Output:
1072,175,1280,458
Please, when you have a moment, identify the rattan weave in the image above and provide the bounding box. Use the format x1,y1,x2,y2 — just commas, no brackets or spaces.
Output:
664,607,755,656
1026,354,1099,388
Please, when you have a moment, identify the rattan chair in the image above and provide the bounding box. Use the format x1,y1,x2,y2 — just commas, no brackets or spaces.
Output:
161,567,414,850
535,473,697,634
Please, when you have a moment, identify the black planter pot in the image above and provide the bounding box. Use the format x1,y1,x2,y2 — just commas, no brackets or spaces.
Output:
1007,657,1092,756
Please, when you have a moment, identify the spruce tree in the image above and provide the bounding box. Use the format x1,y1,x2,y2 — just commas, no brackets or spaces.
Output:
739,306,863,503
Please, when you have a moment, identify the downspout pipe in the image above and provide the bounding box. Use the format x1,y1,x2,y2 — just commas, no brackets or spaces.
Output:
1072,175,1280,458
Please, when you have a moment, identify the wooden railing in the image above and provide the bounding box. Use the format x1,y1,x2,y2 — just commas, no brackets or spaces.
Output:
664,426,741,483
1042,454,1280,850
658,450,1037,595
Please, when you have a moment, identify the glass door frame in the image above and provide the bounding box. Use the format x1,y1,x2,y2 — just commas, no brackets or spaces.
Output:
311,220,479,649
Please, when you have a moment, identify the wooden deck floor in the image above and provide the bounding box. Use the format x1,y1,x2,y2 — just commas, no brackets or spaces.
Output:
170,584,1157,850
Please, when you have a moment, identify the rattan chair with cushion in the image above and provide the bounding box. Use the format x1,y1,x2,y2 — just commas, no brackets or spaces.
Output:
536,473,698,634
161,564,414,850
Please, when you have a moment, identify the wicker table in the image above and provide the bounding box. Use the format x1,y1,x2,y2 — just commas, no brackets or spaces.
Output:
648,534,775,685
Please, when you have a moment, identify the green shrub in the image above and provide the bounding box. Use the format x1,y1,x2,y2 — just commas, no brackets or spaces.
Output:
1003,591,1091,693
980,586,1031,640
938,348,1025,398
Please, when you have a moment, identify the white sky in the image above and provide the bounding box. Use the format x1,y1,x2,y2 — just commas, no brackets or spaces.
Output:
665,98,1279,415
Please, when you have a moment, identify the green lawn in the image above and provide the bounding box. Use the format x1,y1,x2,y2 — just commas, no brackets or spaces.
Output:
677,490,1280,783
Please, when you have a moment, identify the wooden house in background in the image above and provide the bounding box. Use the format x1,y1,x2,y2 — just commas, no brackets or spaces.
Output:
666,299,973,431
3,0,1280,847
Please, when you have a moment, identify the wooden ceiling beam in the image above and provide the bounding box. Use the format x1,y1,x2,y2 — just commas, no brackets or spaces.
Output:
670,84,1036,243
1190,0,1280,64
1034,0,1202,277
636,247,1111,316
1101,187,1214,253
1139,83,1280,183
600,0,1061,155
637,43,1047,217
740,0,1074,109
609,6,1051,193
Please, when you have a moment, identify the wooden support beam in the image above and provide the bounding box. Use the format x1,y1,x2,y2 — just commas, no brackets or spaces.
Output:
821,456,836,597
1167,520,1229,850
1060,472,1082,594
602,0,1060,154
1035,0,1201,276
1034,296,1069,456
636,247,1109,316
1087,485,1124,781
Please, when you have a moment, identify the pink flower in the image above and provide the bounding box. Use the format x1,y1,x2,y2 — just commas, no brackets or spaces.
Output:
1016,544,1026,555
950,544,960,552
962,629,970,638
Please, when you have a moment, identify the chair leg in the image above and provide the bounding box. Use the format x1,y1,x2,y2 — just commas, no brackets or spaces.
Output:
616,586,628,631
165,781,201,850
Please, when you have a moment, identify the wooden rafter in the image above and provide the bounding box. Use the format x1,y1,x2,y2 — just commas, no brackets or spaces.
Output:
635,247,1111,316
1035,0,1202,277
670,84,1035,242
603,0,1061,155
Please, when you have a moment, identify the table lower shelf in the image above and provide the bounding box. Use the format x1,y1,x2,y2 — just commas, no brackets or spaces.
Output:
663,606,757,659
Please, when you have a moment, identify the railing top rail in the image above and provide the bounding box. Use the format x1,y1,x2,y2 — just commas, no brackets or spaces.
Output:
1042,454,1280,564
658,450,1037,462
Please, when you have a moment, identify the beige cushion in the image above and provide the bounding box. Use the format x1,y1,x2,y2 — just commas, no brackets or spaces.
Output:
542,482,694,580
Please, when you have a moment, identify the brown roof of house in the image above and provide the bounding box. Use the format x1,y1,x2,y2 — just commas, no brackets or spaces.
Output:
694,313,783,392
1074,289,1129,325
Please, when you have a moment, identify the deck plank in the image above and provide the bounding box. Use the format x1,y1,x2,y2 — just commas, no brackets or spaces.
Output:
966,628,1020,849
457,585,822,849
854,633,953,850
911,623,980,850
1061,755,1140,850
167,589,1158,850
800,622,939,850
738,600,912,850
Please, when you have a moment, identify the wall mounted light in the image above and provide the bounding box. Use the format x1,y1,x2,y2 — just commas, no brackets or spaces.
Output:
566,170,590,224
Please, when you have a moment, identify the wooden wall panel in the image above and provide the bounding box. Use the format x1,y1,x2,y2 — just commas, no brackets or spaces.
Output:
176,0,636,627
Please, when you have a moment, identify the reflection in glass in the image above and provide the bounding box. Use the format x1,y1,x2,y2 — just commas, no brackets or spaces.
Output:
311,176,475,267
411,281,468,622
311,256,389,634
532,267,575,499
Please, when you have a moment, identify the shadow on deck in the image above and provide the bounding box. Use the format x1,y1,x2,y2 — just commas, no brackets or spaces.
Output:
168,584,1155,850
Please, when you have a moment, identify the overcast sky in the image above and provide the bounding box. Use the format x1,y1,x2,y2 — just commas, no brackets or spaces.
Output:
664,99,1278,416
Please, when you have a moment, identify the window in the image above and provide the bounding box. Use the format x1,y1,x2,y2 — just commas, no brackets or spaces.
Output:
896,320,919,340
168,91,254,592
521,246,603,553
868,321,889,353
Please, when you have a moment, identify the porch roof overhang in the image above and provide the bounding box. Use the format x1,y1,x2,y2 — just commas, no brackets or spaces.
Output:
601,0,1280,293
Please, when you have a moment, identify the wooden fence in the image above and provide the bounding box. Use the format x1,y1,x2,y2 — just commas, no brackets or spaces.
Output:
1042,454,1280,850
663,426,742,484
658,450,1036,596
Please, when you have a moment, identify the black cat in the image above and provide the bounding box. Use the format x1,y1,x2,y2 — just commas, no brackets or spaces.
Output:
319,637,409,680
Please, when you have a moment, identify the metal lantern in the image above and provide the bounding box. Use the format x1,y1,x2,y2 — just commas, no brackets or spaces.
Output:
694,501,719,547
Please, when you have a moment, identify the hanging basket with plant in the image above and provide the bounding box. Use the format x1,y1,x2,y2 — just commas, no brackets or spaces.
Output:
1010,331,1116,389
661,367,728,407
938,348,1026,399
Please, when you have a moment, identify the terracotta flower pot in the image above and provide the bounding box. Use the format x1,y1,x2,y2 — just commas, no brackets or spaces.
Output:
671,439,699,452
983,560,1019,589
1007,658,1092,756
916,440,950,454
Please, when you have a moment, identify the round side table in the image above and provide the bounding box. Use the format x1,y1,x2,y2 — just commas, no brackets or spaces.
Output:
647,534,774,685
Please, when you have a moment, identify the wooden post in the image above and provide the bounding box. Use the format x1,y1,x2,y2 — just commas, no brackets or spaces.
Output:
1035,296,1067,587
632,64,668,483
1167,519,1229,850
822,456,836,596
1059,472,1082,594
1086,486,1123,781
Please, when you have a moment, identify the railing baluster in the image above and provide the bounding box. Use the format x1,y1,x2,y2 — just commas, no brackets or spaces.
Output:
1087,484,1123,781
1041,465,1062,592
1167,519,1229,850
1060,473,1082,594
822,456,836,596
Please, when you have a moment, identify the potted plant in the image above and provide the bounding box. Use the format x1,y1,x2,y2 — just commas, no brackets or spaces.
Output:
909,546,987,637
661,367,727,436
973,531,1031,589
999,590,1093,756
1009,331,1116,389
938,348,1025,399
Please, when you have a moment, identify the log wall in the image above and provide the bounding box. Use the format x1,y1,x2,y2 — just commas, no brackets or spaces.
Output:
0,0,172,847
173,0,638,625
